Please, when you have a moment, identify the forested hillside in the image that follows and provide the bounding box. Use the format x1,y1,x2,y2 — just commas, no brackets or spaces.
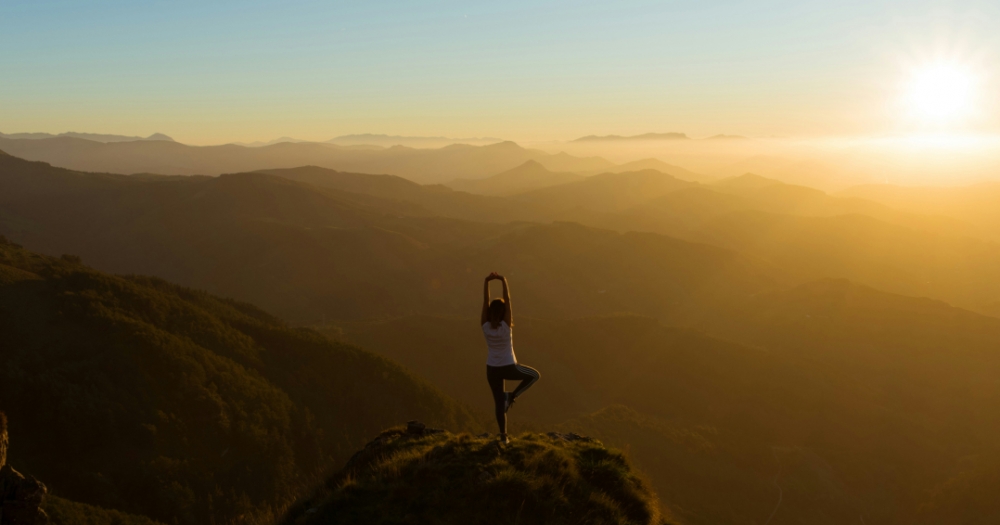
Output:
0,238,477,524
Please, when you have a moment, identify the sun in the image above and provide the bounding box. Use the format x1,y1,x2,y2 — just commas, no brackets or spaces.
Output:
905,63,978,122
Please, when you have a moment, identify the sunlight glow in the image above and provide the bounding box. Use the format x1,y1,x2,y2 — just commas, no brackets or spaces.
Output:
905,63,978,122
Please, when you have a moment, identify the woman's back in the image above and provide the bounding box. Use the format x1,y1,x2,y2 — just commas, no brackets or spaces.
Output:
482,320,516,367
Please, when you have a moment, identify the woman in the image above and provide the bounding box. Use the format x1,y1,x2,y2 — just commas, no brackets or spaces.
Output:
482,272,540,444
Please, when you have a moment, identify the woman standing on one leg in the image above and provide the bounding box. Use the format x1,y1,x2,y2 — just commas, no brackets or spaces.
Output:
482,272,540,444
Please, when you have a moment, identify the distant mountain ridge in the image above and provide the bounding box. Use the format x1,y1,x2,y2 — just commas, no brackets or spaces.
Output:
326,133,503,147
574,132,690,142
0,152,781,324
585,158,711,182
0,131,173,143
571,133,748,142
0,136,607,183
232,136,314,147
706,134,747,140
446,159,583,196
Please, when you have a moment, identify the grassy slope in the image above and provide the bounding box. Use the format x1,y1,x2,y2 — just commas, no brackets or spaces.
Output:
0,238,479,524
280,427,670,525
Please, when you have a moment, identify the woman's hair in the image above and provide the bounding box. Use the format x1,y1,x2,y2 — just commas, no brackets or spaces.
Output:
488,299,506,328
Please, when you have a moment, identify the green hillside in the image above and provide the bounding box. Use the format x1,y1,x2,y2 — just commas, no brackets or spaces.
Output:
0,238,478,524
280,425,670,525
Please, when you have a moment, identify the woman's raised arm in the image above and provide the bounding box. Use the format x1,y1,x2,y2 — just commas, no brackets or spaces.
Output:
481,274,493,325
500,276,512,325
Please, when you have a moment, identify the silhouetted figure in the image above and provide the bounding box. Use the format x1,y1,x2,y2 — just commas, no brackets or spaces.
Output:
481,272,540,444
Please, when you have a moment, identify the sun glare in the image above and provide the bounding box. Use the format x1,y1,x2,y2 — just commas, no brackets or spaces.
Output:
905,63,978,122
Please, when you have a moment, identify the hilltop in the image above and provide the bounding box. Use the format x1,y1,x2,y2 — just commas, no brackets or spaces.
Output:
280,423,670,525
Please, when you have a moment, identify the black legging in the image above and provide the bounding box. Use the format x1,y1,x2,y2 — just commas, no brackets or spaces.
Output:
486,363,540,435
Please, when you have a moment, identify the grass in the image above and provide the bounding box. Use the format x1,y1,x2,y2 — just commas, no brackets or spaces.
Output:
280,427,671,525
44,496,165,525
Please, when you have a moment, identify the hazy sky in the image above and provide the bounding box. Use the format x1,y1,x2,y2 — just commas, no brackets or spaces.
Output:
2,0,999,144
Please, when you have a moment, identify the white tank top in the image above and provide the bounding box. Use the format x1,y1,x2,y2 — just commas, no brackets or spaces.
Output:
482,321,516,367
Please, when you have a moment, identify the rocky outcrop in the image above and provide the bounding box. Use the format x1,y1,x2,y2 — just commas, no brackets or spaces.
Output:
0,413,49,525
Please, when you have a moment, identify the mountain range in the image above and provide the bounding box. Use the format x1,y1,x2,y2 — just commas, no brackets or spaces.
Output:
0,132,173,143
233,134,504,148
571,133,747,142
446,160,584,196
0,136,620,183
4,145,1000,523
573,133,691,142
326,133,503,147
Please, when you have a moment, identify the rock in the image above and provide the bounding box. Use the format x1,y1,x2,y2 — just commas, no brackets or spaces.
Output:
546,432,599,444
406,421,426,434
404,421,444,437
0,413,49,525
0,465,49,524
0,413,7,469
